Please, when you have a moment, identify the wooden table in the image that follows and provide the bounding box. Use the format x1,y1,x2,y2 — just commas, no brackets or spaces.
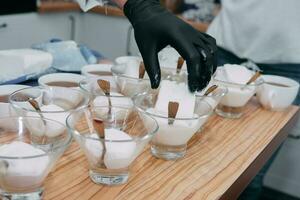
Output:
43,100,299,200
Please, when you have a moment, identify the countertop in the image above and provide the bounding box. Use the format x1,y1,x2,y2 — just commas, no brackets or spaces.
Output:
43,100,299,200
38,1,124,17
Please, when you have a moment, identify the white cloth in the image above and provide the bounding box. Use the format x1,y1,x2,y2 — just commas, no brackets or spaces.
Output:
0,49,53,83
76,0,103,12
0,49,53,74
207,0,300,64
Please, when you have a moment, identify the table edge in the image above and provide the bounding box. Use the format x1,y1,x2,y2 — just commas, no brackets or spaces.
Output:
219,107,300,200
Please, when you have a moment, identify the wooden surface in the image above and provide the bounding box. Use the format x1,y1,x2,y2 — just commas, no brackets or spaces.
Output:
38,2,208,31
43,100,299,200
38,2,124,17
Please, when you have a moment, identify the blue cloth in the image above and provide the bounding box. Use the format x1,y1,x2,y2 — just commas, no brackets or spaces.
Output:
32,41,86,72
50,38,105,64
79,45,99,64
32,39,104,72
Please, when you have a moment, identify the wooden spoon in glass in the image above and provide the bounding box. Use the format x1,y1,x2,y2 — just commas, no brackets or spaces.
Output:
168,101,179,125
242,71,261,89
97,79,112,118
28,99,47,144
93,118,107,168
177,57,184,74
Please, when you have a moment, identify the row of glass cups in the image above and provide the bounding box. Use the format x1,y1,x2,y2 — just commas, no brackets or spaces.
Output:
0,66,262,199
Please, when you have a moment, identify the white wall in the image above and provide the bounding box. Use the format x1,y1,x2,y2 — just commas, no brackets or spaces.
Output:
77,13,132,60
0,12,79,49
0,12,139,60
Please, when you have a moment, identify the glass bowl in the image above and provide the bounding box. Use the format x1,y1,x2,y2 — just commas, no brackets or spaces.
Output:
79,77,133,108
212,73,263,119
133,90,213,160
9,87,90,130
195,85,228,110
111,63,190,97
0,116,71,200
66,105,158,185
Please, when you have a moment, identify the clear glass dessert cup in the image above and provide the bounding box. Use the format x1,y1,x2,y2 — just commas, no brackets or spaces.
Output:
194,85,228,132
79,77,133,108
9,86,90,132
66,105,158,186
133,91,213,160
111,64,151,97
212,75,263,119
0,116,72,200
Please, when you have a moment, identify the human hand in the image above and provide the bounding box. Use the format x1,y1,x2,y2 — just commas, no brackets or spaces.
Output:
124,0,217,92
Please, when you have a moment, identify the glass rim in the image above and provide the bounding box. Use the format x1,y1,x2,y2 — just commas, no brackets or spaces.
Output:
212,73,264,87
0,116,72,160
133,92,213,120
66,105,159,143
195,86,228,98
261,74,300,88
79,78,132,98
9,86,90,114
111,65,150,81
160,66,187,72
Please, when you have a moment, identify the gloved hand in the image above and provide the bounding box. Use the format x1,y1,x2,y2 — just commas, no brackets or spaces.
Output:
124,0,217,92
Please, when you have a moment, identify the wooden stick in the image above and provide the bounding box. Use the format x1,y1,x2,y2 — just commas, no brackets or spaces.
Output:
246,71,261,85
97,79,110,96
97,79,112,117
93,119,105,139
139,62,146,79
204,85,218,96
177,57,184,74
28,99,41,112
92,118,106,168
168,101,179,125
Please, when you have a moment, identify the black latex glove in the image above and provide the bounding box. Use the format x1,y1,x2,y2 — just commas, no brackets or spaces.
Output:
124,0,217,92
